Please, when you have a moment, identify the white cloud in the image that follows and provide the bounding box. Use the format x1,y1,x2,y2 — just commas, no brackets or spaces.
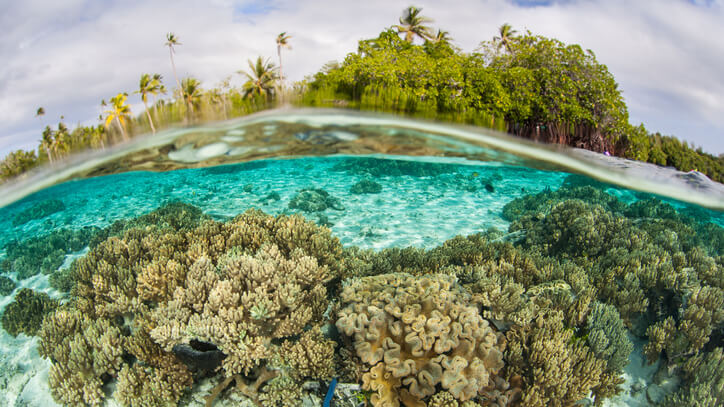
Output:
1,0,723,157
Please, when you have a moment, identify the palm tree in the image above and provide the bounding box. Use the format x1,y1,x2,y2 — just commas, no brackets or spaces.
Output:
494,23,518,53
104,93,131,141
165,33,183,98
394,6,434,43
53,122,69,158
151,73,166,118
136,74,161,134
238,57,278,99
36,107,45,120
276,32,292,86
40,126,54,163
181,77,203,116
433,29,452,44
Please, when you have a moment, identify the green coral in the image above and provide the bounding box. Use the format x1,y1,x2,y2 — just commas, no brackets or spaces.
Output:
586,302,633,373
1,227,98,279
332,157,456,177
288,188,345,212
350,179,383,194
1,288,59,337
661,347,724,406
12,198,65,226
0,275,17,296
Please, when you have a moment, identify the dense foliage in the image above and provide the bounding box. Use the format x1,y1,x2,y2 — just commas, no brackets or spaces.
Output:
303,26,723,181
1,11,722,184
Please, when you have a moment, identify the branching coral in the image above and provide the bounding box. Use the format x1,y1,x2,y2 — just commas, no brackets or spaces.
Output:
1,288,59,336
151,243,331,375
660,347,724,406
336,273,505,406
12,198,65,226
39,308,125,406
1,226,98,279
644,285,724,363
505,311,609,407
0,275,17,296
586,302,633,373
280,327,337,381
37,204,342,406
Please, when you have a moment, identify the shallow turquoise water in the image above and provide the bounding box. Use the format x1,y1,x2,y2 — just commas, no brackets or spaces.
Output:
0,111,722,407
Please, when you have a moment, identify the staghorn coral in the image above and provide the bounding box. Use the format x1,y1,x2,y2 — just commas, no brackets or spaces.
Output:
336,273,505,406
151,243,331,375
1,288,58,336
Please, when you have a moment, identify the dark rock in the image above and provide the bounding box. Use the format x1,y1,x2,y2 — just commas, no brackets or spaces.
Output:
172,339,226,373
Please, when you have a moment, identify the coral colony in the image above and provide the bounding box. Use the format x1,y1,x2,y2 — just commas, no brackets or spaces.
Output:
1,177,722,406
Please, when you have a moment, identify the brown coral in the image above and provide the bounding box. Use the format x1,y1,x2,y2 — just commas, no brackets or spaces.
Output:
280,327,337,381
505,311,608,407
151,243,331,375
336,273,505,406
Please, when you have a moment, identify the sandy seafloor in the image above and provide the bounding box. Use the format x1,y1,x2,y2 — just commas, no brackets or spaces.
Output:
0,155,707,406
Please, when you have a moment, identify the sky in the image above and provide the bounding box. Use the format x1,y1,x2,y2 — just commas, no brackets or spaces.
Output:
1,0,723,157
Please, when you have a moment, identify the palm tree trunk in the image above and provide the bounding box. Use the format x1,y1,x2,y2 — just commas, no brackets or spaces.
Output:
143,100,156,134
170,49,182,98
115,116,128,141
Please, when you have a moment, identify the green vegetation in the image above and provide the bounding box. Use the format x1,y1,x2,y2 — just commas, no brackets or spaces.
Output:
1,6,722,184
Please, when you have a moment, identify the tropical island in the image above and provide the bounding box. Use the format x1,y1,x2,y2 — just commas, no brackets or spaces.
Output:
1,6,722,183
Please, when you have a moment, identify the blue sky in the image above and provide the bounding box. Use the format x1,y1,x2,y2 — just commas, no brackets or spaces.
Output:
1,0,723,156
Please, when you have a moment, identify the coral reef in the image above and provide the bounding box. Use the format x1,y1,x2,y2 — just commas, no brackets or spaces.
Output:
257,374,304,407
0,275,16,295
336,273,505,406
36,204,343,406
501,185,626,221
332,157,456,177
12,198,65,226
88,201,210,247
1,227,98,279
288,188,345,212
660,347,724,406
350,179,383,194
586,302,633,373
279,327,337,381
1,288,59,336
505,311,615,406
150,244,331,375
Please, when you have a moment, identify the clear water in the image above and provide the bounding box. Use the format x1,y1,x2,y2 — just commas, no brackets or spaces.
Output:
0,109,721,407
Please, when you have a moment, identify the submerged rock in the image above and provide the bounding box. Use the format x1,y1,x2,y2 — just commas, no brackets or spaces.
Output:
350,179,382,194
289,188,345,212
172,339,226,373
